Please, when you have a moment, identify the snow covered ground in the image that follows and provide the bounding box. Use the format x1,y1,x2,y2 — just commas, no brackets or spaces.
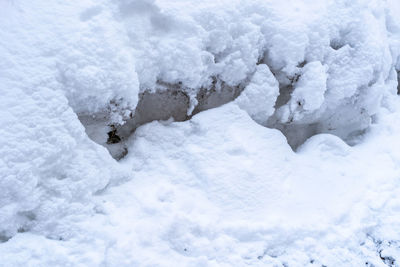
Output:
1,0,400,266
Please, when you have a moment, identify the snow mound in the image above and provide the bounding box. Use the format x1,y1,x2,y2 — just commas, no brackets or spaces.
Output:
2,102,400,266
1,0,400,266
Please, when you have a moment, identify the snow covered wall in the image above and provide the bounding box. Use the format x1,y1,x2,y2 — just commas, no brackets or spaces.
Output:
1,0,400,266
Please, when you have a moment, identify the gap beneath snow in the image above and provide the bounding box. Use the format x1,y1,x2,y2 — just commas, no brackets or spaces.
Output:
79,78,373,160
80,80,244,159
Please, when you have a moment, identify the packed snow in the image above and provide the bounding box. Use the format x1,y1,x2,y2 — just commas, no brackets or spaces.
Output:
1,0,400,266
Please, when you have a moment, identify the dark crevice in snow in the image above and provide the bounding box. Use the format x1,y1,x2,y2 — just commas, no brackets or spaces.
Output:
0,212,36,243
80,78,245,160
0,233,11,243
274,83,294,109
330,27,356,51
116,86,191,139
272,122,319,149
270,60,305,111
330,38,345,50
397,70,400,95
117,80,243,159
17,227,27,234
79,85,191,159
106,126,122,144
192,78,244,115
80,70,371,158
79,53,381,158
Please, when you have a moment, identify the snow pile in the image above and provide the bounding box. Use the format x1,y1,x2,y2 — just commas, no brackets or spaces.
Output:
115,0,400,147
0,0,131,240
1,0,400,266
2,102,400,266
2,0,394,150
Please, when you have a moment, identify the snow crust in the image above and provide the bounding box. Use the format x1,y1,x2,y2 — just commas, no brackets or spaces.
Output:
1,0,400,266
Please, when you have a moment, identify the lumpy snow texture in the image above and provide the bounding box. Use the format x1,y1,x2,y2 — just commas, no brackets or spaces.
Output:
1,0,400,266
117,0,400,144
235,64,279,124
0,0,140,124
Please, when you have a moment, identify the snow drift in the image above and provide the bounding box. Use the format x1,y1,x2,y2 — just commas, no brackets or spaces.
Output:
81,0,400,151
1,0,400,266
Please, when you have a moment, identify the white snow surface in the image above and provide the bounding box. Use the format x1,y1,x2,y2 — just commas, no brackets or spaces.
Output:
1,0,400,266
235,64,280,124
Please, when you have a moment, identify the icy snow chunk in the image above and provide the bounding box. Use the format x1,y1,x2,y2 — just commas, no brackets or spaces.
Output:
235,64,279,124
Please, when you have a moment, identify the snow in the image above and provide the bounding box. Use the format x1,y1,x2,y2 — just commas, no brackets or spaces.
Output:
3,102,400,266
1,0,400,266
113,0,400,145
283,61,328,122
0,0,140,124
235,64,280,124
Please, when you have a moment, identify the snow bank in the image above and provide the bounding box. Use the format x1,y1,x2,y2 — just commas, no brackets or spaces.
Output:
2,102,400,266
2,0,394,151
114,0,400,148
61,0,400,154
1,0,400,266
